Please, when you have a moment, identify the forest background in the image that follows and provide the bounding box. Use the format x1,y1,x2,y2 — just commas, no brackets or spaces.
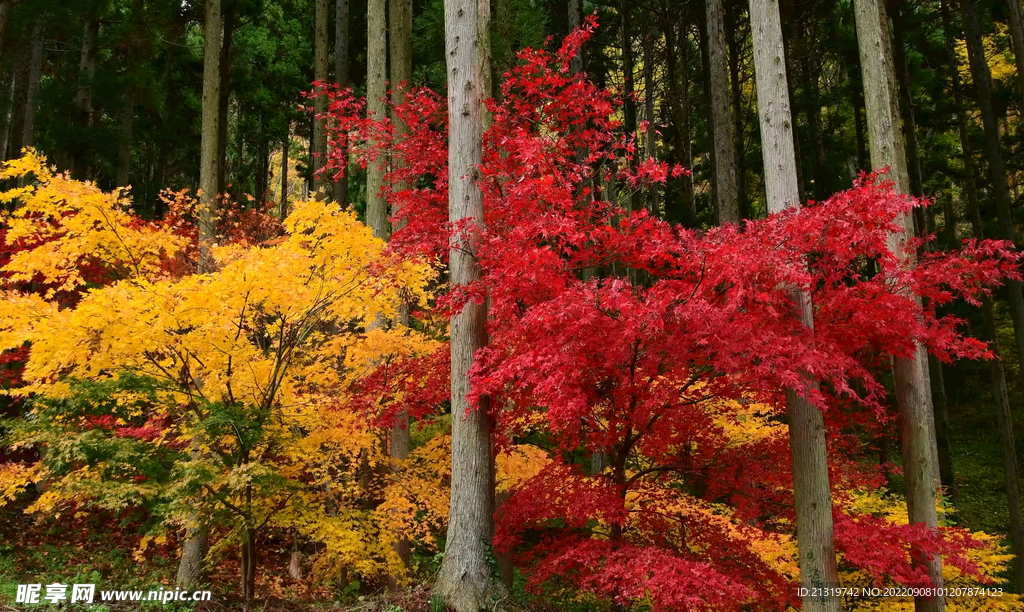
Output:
1,0,1024,611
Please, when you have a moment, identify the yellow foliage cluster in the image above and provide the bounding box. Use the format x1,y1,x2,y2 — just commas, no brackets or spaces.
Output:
0,150,186,294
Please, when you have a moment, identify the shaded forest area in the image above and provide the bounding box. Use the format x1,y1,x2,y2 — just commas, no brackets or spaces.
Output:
2,0,1024,611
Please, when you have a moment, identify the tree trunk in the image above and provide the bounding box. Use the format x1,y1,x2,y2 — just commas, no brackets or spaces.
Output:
216,6,235,196
707,0,738,223
568,0,582,74
387,0,414,583
333,0,350,206
365,0,388,237
279,129,289,219
116,103,133,188
664,23,695,223
747,3,840,611
960,0,1024,376
854,1,945,609
619,0,637,213
0,1,11,68
6,44,28,160
891,6,923,199
727,6,749,219
72,15,100,180
432,0,503,609
962,181,1024,591
960,3,1024,585
176,0,221,576
175,521,208,590
240,526,257,607
198,0,222,268
1006,0,1024,99
797,24,828,200
642,31,659,215
313,0,330,198
21,18,44,150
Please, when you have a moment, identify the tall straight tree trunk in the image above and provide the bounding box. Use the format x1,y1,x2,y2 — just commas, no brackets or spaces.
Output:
313,0,330,198
959,0,1024,591
1006,0,1024,99
568,0,582,74
72,14,100,179
21,18,44,150
432,0,502,610
198,0,221,286
279,129,289,219
891,6,923,199
747,3,840,611
0,1,11,67
664,23,695,223
216,6,235,196
854,2,945,610
365,0,388,236
962,154,1024,593
116,103,133,187
178,0,222,588
619,0,638,212
707,0,739,223
892,2,955,516
960,0,1024,364
387,0,414,584
642,32,659,214
797,24,828,200
6,44,28,160
727,6,749,219
333,0,350,206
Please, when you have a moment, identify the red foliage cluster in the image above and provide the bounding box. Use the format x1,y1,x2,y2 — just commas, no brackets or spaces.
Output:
315,17,1017,610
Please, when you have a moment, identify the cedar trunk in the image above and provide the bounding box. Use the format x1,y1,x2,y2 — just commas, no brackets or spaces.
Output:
387,0,414,584
748,2,841,611
707,0,739,223
313,0,330,198
197,0,222,273
958,2,1024,589
853,1,946,609
334,0,350,206
432,0,502,609
365,0,388,237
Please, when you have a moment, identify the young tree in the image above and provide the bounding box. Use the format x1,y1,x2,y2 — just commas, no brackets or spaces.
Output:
853,1,945,609
747,1,839,610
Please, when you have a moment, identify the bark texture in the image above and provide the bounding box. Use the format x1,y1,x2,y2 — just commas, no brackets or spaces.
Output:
1006,0,1024,98
366,0,388,237
197,0,223,274
432,0,503,609
20,18,44,150
313,0,330,198
854,1,945,609
748,2,840,610
334,0,350,205
178,0,222,586
387,0,414,581
708,0,739,223
72,15,100,179
960,4,1024,587
175,521,209,589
